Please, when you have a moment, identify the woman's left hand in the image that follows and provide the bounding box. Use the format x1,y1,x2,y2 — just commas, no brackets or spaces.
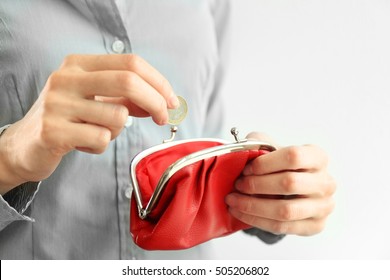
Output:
226,132,336,236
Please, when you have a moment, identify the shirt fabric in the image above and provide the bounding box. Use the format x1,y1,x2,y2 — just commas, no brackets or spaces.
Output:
0,0,283,259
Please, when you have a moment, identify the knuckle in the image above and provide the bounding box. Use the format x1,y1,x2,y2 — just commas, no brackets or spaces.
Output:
40,120,68,156
40,95,56,115
61,54,80,67
281,173,299,193
40,91,68,119
244,214,258,226
111,105,129,126
86,128,112,155
45,71,64,91
231,208,245,220
95,129,111,152
117,72,138,91
159,76,172,94
271,221,289,235
243,201,254,214
286,146,304,167
151,98,168,125
48,147,67,157
157,97,167,113
124,54,142,70
247,177,257,194
278,202,298,221
319,174,337,197
237,197,254,213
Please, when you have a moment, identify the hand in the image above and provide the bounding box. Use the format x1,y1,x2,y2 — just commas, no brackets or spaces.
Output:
225,132,336,236
0,54,178,193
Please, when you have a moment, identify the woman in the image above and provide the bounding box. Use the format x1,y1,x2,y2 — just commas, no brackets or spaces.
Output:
0,0,335,259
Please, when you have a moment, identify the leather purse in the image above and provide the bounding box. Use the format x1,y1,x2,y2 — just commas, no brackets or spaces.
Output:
129,127,275,250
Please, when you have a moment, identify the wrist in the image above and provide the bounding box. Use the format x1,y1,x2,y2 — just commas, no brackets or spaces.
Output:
0,124,28,195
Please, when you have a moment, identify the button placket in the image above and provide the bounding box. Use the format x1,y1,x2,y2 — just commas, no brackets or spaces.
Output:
86,0,136,260
86,0,132,54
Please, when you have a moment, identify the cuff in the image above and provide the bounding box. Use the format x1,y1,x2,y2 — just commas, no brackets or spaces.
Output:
243,228,286,244
0,181,40,231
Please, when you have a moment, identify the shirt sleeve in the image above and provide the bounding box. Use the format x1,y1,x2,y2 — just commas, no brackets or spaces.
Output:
243,228,286,244
0,124,40,231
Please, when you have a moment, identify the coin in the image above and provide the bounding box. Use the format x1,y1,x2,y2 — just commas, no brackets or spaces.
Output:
168,96,188,125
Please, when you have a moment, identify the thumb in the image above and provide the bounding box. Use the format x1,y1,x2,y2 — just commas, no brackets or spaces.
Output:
245,131,280,149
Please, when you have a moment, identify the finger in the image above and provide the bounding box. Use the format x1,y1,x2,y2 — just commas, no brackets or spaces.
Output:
61,54,179,108
225,193,335,221
45,120,112,155
73,99,129,139
94,96,150,118
244,145,329,176
235,171,336,197
229,208,328,236
68,70,170,125
70,123,112,154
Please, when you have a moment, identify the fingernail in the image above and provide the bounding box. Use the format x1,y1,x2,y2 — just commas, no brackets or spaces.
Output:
154,115,168,126
243,164,253,176
169,94,180,109
225,193,237,207
235,178,244,191
161,116,168,125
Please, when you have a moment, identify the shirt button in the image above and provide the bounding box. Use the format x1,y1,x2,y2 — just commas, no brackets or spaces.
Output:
124,116,133,127
124,187,132,199
112,39,125,54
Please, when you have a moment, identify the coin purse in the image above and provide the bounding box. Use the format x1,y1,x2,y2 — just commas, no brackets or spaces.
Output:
129,128,276,250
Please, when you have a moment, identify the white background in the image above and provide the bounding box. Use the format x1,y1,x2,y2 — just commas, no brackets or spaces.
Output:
210,0,390,259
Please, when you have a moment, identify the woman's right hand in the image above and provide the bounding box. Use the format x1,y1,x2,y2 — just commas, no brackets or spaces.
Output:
0,54,179,194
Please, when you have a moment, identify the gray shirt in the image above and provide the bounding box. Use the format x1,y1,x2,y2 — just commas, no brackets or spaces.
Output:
0,0,283,259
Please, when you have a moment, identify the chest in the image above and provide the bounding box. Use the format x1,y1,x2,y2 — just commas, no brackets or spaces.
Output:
0,0,218,122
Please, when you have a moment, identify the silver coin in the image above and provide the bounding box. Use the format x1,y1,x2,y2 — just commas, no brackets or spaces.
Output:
168,96,188,125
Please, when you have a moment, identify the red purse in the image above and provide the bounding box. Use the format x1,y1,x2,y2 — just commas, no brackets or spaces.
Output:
130,128,275,250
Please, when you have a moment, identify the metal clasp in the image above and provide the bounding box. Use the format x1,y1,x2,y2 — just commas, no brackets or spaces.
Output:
163,126,178,143
230,127,247,143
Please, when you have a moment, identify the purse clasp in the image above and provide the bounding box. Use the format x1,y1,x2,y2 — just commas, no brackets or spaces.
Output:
163,126,178,143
